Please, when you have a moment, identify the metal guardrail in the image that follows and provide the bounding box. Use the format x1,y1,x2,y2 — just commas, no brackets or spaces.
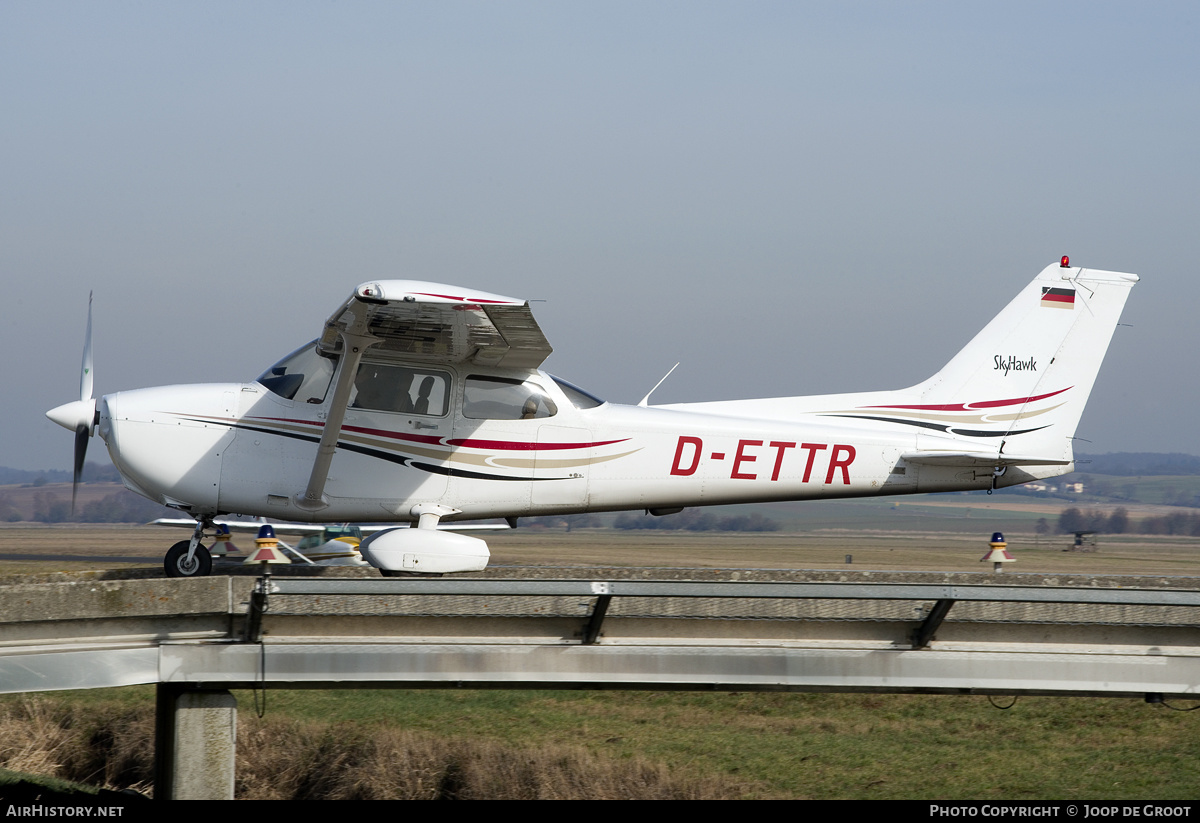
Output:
257,577,1200,603
250,577,1200,648
3,574,1200,699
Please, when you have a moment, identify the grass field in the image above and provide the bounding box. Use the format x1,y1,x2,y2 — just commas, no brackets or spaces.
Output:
3,686,1198,800
7,493,1200,578
2,506,1199,799
255,688,1200,800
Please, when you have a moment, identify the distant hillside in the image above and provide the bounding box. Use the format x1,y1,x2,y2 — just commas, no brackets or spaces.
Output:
1074,453,1200,476
0,463,120,486
0,481,174,523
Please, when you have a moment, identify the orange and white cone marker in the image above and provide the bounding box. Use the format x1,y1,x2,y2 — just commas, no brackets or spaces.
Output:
980,531,1015,573
210,524,242,557
243,524,291,566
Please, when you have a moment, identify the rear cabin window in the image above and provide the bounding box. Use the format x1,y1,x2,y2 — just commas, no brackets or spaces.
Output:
463,376,558,420
351,363,450,416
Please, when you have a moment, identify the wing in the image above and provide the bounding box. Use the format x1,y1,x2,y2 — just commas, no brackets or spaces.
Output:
318,280,552,369
299,281,553,510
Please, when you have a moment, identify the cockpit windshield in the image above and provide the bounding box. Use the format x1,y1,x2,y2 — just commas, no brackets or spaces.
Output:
257,341,337,404
550,375,604,409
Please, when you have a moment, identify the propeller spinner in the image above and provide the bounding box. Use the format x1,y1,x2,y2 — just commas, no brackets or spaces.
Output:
45,292,97,511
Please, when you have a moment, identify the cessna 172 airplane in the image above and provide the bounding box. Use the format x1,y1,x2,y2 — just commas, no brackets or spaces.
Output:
46,257,1137,577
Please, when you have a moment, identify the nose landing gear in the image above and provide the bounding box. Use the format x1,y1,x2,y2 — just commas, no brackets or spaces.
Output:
164,518,215,578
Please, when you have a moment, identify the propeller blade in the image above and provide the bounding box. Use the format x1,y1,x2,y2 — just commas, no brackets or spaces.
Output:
80,291,93,402
72,423,89,513
53,291,94,514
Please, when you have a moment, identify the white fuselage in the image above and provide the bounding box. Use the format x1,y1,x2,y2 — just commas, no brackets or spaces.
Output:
97,366,1027,524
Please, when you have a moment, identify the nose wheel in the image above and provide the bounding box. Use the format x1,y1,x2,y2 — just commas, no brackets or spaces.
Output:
164,518,216,578
164,542,213,580
165,540,213,577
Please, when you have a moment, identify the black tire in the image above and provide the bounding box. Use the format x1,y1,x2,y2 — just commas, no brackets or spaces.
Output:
165,540,213,578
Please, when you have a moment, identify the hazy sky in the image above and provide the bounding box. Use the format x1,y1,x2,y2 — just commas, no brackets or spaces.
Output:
3,2,1197,471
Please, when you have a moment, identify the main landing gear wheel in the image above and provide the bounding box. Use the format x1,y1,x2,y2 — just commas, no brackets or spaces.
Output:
165,540,213,578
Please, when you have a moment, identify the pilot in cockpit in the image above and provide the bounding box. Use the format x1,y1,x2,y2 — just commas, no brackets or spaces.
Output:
413,376,435,415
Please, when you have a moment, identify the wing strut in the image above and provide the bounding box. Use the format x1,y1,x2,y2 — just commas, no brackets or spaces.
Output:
296,300,381,511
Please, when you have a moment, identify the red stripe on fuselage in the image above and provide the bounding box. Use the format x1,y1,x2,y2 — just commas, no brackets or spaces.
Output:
860,386,1071,413
249,416,443,445
245,416,627,451
446,436,630,451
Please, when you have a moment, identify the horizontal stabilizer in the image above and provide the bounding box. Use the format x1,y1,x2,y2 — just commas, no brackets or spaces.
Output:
900,452,1072,468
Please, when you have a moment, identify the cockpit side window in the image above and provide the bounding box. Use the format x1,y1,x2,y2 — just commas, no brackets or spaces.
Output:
351,362,451,416
257,341,337,404
463,376,558,420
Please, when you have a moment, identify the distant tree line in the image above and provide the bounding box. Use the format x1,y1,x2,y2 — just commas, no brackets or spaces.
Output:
0,462,121,486
518,510,783,532
0,489,174,524
1135,512,1200,536
1055,506,1200,536
614,508,780,532
1057,507,1129,534
521,514,606,531
1076,453,1200,477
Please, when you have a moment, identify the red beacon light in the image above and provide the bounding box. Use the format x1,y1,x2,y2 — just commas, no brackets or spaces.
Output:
1060,255,1070,268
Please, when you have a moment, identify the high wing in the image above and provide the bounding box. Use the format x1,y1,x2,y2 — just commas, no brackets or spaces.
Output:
299,281,552,510
317,280,552,369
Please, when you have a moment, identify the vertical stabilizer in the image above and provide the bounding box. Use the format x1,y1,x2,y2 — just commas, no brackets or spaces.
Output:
661,260,1138,476
902,261,1138,461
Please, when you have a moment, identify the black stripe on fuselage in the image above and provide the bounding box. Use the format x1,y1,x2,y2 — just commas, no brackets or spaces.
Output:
208,420,553,482
824,414,950,433
823,415,1048,438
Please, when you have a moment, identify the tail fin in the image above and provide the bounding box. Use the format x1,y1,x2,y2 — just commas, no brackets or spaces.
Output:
900,260,1138,463
665,260,1137,474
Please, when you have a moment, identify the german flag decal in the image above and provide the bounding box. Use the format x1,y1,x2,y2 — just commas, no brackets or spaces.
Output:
1041,286,1075,309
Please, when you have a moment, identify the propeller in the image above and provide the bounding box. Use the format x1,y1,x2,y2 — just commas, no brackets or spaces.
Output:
46,292,97,512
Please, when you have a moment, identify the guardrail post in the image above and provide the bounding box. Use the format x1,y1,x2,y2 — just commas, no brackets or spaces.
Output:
244,572,272,641
583,594,612,644
911,599,956,648
154,685,237,800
